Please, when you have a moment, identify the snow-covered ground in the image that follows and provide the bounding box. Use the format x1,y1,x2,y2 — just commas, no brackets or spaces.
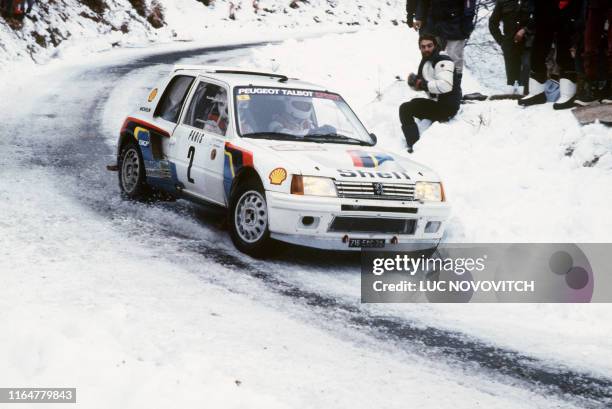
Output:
0,37,594,409
0,0,404,71
1,11,612,409
98,26,612,378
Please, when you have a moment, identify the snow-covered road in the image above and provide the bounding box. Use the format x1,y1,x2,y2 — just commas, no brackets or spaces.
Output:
1,32,611,408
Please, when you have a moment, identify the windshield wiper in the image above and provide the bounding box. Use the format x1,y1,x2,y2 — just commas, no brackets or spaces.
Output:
305,133,370,146
241,132,301,141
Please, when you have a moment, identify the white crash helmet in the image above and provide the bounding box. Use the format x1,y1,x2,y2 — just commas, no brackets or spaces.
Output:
285,97,313,120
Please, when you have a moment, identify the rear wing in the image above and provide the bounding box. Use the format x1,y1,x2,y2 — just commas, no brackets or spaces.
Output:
173,65,290,82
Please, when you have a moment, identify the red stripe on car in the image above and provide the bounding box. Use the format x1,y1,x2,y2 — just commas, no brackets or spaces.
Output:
348,150,364,167
121,117,171,137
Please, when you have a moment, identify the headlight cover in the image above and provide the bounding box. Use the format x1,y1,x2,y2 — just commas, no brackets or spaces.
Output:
291,176,337,197
414,182,444,202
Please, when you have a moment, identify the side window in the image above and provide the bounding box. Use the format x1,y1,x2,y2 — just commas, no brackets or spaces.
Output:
183,81,229,137
154,75,195,123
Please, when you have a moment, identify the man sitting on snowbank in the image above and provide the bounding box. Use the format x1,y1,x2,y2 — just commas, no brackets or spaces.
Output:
399,34,462,153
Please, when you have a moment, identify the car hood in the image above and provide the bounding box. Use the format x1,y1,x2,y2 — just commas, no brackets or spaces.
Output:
254,141,439,183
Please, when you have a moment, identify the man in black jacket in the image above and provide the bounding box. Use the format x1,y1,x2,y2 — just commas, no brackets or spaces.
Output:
519,0,584,109
399,34,462,153
489,0,532,94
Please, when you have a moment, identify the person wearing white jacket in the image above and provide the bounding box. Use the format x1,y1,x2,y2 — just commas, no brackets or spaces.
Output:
399,34,462,153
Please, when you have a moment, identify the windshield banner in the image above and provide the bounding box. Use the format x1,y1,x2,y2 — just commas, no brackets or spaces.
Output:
236,87,340,100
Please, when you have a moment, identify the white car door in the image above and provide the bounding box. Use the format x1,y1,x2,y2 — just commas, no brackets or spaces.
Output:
150,74,197,185
176,77,230,205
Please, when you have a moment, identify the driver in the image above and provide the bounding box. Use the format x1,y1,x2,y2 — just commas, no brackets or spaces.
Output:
269,97,315,135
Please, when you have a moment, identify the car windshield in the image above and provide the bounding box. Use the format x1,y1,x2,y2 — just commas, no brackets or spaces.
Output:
234,86,373,145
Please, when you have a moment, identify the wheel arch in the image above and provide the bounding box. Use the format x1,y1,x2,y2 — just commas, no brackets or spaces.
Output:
229,167,264,202
117,129,138,158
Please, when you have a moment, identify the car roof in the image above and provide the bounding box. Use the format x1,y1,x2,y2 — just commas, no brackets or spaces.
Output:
173,65,330,92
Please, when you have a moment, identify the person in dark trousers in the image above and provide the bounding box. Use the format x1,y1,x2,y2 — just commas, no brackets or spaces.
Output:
519,0,585,110
24,0,35,14
489,0,532,95
399,34,462,153
406,0,418,29
2,0,14,16
414,0,477,86
575,0,611,105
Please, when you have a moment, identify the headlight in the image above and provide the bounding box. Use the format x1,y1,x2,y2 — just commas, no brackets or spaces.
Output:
291,176,337,197
415,182,445,202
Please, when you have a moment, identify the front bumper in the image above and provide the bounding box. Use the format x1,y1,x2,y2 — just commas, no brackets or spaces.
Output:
266,191,451,251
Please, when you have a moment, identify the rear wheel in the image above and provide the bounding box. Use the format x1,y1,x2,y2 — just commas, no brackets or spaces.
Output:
118,141,152,200
229,179,272,258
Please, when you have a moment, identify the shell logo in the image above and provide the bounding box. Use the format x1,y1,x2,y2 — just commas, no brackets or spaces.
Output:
148,88,158,102
269,168,288,185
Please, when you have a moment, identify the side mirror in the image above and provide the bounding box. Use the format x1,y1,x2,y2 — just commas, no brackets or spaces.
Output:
369,133,378,145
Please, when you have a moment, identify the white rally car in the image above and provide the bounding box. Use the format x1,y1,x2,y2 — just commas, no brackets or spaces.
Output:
112,65,450,257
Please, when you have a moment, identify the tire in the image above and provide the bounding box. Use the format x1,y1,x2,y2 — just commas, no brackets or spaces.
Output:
118,140,152,200
229,178,272,258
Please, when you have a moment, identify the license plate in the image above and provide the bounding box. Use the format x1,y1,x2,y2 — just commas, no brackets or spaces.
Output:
348,239,385,248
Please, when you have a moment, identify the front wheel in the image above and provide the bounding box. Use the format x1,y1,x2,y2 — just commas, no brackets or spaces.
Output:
229,180,272,258
118,141,152,200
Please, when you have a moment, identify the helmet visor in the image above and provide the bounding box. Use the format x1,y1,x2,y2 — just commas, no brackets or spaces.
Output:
291,100,312,112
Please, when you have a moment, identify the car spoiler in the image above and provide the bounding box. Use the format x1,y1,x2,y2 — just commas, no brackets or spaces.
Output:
173,65,290,82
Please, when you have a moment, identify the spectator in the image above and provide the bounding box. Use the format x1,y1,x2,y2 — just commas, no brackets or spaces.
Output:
489,0,532,95
406,0,418,29
2,0,14,17
24,0,35,14
575,0,611,105
519,0,585,110
399,34,462,153
414,0,477,87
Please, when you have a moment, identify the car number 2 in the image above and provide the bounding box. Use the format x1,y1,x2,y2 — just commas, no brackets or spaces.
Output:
187,146,196,183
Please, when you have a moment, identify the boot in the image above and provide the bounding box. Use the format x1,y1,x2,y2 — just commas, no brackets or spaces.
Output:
518,77,546,106
553,78,577,110
402,124,420,153
575,80,600,106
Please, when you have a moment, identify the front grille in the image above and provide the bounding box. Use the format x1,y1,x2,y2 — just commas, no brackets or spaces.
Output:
334,181,415,201
341,205,418,214
329,217,416,234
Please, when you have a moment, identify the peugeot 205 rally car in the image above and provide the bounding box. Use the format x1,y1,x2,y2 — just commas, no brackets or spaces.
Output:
111,65,450,257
